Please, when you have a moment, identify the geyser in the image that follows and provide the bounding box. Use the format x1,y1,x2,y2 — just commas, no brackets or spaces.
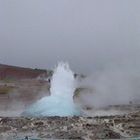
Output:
22,62,80,116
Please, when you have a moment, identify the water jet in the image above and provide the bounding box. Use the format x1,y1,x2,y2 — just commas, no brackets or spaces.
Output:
22,62,81,117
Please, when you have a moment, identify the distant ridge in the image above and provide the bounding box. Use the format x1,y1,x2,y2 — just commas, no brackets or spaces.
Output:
0,64,48,80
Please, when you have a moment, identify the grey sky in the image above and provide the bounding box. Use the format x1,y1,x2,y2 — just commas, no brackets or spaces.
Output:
0,0,140,74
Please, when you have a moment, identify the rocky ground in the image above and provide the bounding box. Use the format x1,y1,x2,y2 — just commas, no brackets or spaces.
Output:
0,111,140,140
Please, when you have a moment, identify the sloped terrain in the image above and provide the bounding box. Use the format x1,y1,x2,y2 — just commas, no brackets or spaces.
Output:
0,64,51,117
0,64,49,80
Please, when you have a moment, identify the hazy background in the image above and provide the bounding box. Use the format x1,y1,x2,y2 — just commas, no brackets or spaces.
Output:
0,0,140,74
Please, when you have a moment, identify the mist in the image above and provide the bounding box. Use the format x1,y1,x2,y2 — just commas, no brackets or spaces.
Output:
77,59,140,109
0,0,140,74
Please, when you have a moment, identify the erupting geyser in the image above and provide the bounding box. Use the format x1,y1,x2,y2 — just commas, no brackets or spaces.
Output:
22,62,81,116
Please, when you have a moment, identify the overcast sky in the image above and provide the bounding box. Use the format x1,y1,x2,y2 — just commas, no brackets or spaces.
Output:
0,0,140,74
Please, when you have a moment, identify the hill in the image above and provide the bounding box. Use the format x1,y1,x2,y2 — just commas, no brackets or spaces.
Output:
0,64,48,80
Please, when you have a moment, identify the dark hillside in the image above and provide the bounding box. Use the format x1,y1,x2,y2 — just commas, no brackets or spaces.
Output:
0,64,48,80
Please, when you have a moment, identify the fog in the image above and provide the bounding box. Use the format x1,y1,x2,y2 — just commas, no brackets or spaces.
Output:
77,61,140,110
0,0,140,74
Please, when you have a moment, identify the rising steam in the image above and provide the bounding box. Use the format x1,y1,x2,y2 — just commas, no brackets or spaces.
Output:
77,62,140,109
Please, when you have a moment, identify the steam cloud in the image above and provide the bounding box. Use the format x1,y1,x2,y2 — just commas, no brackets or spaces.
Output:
77,59,140,109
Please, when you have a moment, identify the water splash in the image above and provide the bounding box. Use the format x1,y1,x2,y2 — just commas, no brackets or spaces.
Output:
22,62,80,116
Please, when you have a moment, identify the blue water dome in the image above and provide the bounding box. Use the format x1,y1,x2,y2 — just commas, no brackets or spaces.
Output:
22,62,81,117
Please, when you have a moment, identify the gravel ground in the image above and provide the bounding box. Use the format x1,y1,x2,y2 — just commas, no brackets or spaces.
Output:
0,111,140,140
